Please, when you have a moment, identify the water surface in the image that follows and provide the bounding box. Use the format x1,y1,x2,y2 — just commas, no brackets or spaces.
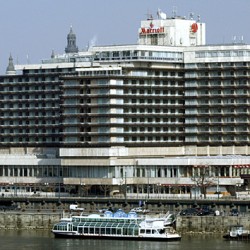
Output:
0,231,249,250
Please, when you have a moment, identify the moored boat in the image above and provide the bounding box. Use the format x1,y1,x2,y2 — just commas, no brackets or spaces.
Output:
223,225,250,240
52,209,181,241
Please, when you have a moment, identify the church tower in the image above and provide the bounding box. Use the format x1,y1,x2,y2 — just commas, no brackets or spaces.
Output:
65,26,78,53
6,54,16,75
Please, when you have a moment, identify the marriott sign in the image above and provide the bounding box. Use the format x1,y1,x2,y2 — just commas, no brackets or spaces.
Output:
140,26,165,35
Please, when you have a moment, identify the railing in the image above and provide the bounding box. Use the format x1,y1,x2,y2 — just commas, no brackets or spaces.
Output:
0,192,70,198
1,191,249,201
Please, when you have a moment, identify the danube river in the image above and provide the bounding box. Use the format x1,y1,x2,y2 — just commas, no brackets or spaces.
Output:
0,231,249,250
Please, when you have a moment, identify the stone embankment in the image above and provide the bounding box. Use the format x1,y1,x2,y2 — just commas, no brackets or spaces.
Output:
0,211,249,233
177,215,250,233
0,212,61,230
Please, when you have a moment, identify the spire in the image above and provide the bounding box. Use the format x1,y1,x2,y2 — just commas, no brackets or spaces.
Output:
51,49,55,59
65,26,78,53
6,54,16,75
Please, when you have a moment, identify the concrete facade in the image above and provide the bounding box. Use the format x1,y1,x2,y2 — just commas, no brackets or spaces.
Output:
0,10,249,198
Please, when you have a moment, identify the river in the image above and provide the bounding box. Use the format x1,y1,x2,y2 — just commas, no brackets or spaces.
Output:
0,231,249,250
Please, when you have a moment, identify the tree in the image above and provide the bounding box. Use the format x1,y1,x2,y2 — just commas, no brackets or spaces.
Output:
99,184,112,197
191,166,216,199
79,184,91,197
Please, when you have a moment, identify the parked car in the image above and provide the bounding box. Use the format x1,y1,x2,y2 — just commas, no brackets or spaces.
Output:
69,204,84,211
98,208,108,213
0,205,20,211
130,207,150,213
98,207,119,213
197,206,214,216
180,208,199,216
230,209,239,216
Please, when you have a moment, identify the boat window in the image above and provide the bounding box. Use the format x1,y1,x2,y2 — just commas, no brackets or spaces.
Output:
62,217,140,237
134,228,139,235
146,229,151,234
95,222,102,227
83,222,91,227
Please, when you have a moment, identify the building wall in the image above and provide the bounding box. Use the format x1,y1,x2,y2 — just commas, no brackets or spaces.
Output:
0,15,249,194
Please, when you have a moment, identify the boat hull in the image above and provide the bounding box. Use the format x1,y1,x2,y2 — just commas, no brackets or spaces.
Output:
53,232,181,241
223,234,250,240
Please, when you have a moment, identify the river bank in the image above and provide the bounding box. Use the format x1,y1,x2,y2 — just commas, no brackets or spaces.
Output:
0,211,249,234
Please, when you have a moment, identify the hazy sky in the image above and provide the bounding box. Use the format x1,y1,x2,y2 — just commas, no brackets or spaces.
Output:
0,0,249,74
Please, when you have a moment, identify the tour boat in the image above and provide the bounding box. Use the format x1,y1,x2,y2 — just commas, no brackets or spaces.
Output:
52,209,181,241
223,225,250,240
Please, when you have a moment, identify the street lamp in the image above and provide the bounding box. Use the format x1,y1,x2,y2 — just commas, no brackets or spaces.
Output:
9,182,13,196
157,183,161,198
192,168,197,201
44,182,49,198
147,169,150,200
58,165,61,204
124,171,127,203
216,166,220,200
235,183,241,199
9,181,17,197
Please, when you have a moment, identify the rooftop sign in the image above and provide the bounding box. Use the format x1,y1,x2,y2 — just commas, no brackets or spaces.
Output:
140,22,164,35
191,23,198,33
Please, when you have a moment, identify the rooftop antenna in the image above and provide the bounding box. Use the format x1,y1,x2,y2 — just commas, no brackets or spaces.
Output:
232,36,236,44
146,10,153,20
172,6,177,18
189,12,194,20
26,54,30,64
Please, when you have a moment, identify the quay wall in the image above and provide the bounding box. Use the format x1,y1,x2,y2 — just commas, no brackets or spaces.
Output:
0,197,250,232
177,215,250,233
0,212,61,230
0,212,249,233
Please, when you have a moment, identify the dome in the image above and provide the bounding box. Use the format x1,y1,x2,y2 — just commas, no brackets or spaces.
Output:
65,26,78,54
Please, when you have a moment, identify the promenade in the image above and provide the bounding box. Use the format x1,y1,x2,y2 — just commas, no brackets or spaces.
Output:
0,192,249,217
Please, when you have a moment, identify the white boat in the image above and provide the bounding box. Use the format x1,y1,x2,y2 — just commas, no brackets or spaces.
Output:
52,209,181,241
223,225,250,240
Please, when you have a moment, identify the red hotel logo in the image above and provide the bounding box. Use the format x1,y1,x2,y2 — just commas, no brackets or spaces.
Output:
191,23,198,33
140,23,165,35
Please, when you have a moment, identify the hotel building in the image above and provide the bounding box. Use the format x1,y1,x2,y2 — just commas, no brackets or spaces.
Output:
0,11,249,198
